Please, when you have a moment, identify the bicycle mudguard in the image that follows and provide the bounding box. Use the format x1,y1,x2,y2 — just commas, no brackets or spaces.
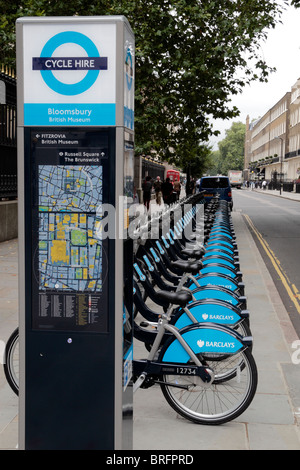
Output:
187,273,240,292
197,264,241,280
209,229,232,237
209,224,231,231
205,244,235,254
203,250,235,261
161,323,250,363
190,286,243,307
206,239,235,249
171,300,247,329
208,234,232,241
203,250,234,260
202,257,236,270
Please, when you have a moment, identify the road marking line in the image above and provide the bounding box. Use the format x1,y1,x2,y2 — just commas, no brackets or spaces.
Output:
243,213,300,315
292,284,300,298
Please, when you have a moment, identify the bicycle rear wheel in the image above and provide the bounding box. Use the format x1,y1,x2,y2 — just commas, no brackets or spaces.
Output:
3,328,19,396
159,348,257,425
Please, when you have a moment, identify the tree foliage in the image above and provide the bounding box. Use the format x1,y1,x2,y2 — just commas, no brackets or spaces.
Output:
0,0,290,167
208,150,222,176
208,121,245,175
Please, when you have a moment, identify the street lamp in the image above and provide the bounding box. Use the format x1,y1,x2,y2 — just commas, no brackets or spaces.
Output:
275,136,283,195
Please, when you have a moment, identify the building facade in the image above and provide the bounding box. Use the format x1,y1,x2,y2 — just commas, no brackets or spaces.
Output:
244,78,300,184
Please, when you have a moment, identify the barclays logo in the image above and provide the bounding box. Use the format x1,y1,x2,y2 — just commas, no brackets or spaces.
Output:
197,339,235,349
202,313,234,321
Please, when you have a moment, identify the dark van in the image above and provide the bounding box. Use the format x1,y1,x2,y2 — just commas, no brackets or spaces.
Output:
199,176,233,209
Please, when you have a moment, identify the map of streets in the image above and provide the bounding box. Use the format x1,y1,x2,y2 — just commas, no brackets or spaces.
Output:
38,165,104,293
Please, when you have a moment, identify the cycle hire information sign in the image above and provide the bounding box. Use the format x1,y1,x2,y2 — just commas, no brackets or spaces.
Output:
21,21,116,126
17,16,134,451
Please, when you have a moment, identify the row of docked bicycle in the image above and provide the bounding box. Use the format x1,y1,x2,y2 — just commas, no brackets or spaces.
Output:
3,192,258,426
132,192,258,425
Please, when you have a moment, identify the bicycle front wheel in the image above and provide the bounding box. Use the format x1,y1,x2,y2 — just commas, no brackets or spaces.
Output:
159,348,257,425
3,328,19,396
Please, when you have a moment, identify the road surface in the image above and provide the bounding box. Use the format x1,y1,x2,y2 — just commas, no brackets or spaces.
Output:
232,188,300,337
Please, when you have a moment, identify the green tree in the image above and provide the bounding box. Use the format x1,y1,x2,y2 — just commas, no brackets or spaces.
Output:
217,121,245,174
180,143,213,179
0,0,290,166
208,149,222,176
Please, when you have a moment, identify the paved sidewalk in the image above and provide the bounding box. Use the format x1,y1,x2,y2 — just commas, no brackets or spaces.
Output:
0,239,18,450
133,211,300,450
244,186,300,202
0,209,300,449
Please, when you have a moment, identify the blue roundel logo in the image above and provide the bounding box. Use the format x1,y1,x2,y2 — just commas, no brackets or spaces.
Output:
125,48,133,91
39,31,102,96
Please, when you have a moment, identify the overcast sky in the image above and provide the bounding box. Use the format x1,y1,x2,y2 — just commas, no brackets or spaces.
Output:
209,2,300,150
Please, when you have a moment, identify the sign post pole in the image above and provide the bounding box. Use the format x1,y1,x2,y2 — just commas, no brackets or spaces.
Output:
16,16,134,450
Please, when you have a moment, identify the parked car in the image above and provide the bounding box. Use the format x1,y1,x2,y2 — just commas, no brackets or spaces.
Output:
198,176,233,209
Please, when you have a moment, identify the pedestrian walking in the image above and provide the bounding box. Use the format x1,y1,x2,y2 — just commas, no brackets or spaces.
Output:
142,175,152,210
186,178,195,195
162,177,173,205
173,179,181,200
153,176,162,205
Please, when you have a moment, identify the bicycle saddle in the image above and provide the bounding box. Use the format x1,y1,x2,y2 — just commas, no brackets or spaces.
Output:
155,289,193,307
171,259,202,275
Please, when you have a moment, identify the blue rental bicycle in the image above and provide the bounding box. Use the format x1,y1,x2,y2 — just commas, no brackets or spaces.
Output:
132,288,257,425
